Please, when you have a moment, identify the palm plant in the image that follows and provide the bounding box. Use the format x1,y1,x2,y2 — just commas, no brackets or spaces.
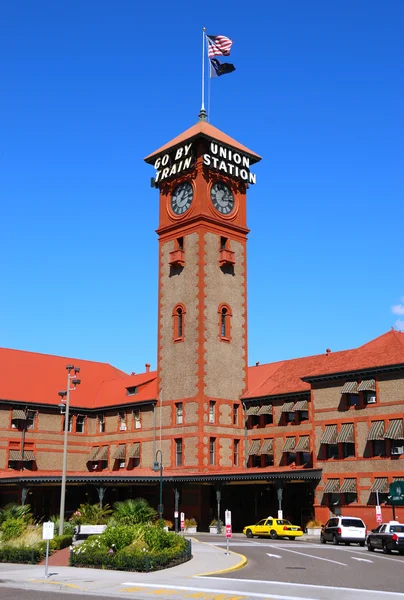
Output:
113,498,157,525
70,503,112,525
0,503,33,525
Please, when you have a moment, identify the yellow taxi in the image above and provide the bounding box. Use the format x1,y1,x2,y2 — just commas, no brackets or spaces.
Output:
243,516,303,539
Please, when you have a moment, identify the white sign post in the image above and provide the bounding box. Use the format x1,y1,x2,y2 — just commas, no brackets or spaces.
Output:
180,512,185,535
225,510,232,555
42,522,55,578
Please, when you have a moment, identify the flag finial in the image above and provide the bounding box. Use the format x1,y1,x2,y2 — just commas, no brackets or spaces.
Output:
198,108,207,121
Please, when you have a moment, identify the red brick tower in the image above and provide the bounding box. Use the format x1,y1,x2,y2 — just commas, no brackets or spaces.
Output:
145,120,261,472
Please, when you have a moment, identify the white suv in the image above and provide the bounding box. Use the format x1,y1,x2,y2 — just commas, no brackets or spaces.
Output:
321,516,366,546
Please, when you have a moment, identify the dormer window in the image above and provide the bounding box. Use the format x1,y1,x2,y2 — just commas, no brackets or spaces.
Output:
126,386,138,396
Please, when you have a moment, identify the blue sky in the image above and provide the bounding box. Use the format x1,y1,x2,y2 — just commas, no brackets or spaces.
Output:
0,1,403,375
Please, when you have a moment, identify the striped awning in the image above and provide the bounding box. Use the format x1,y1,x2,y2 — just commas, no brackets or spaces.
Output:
367,421,385,441
246,406,260,416
88,447,100,461
22,450,36,461
257,439,273,455
393,477,404,482
358,379,376,392
370,478,389,493
281,402,295,413
257,405,273,415
97,447,108,461
336,423,354,443
293,400,308,411
248,440,261,456
12,409,26,420
384,419,404,440
8,450,23,460
282,437,296,453
320,424,338,445
295,436,310,452
341,381,358,394
323,479,340,493
128,443,140,458
112,445,126,460
340,478,357,494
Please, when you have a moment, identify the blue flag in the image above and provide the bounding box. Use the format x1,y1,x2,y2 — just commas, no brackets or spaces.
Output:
210,58,236,78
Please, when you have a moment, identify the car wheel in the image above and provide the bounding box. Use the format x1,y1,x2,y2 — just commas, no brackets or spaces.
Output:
359,541,365,547
367,540,374,551
320,534,326,544
245,529,253,538
382,542,391,554
332,534,339,545
270,530,278,540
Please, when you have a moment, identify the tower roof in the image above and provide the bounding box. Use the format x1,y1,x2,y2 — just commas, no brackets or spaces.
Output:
144,120,262,165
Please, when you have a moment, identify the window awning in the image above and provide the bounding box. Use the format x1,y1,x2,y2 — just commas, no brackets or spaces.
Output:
341,381,358,394
293,400,308,411
393,477,404,482
384,419,404,440
9,450,23,460
257,439,273,455
282,437,296,453
12,409,26,420
295,436,310,452
247,440,261,456
281,402,295,413
97,447,108,461
323,479,340,493
246,406,260,416
88,447,100,461
340,478,357,494
358,379,376,392
367,421,385,441
112,445,126,460
370,477,389,493
128,443,140,459
336,423,354,443
22,450,36,461
257,405,273,415
320,424,337,445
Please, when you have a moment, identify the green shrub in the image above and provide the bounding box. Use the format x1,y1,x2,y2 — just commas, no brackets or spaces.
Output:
143,526,174,551
1,518,26,541
113,498,157,526
53,534,73,550
69,503,112,526
0,504,33,526
49,516,75,536
102,525,140,551
0,544,44,564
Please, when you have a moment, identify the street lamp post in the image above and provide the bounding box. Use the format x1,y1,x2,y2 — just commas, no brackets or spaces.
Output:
152,449,163,521
58,365,81,535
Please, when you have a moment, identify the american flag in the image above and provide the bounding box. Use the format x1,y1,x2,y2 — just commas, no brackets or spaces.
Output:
206,35,233,58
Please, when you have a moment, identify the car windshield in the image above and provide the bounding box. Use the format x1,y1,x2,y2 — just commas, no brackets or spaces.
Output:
341,519,365,528
276,520,292,525
390,525,404,533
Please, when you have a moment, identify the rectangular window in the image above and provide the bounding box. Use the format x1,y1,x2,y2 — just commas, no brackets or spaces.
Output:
287,412,295,423
364,391,377,405
177,236,184,250
347,394,359,407
265,453,274,467
372,439,385,457
327,444,338,459
119,412,127,431
134,410,141,429
63,415,73,433
252,454,261,468
176,403,183,425
299,410,309,422
26,410,36,430
287,451,296,466
233,404,238,426
76,415,85,433
391,441,404,456
209,437,216,465
343,442,355,458
233,439,239,466
175,439,183,466
220,236,228,250
264,413,273,426
98,415,105,433
126,386,138,396
209,401,215,424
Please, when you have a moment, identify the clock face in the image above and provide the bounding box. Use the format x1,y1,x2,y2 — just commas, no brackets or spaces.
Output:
171,182,193,215
210,182,234,215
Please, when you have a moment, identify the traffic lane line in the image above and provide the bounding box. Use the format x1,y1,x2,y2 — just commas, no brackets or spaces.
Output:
270,545,347,566
351,557,373,563
202,577,404,598
120,582,319,600
337,547,404,563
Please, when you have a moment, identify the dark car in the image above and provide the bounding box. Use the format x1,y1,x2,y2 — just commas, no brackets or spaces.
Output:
320,516,366,545
367,521,404,554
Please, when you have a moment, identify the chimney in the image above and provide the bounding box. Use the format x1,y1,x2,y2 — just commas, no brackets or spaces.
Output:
131,372,136,375
255,361,260,367
326,349,331,356
145,363,150,373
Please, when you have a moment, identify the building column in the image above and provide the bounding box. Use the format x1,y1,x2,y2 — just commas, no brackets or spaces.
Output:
276,483,284,520
96,486,106,508
21,486,29,506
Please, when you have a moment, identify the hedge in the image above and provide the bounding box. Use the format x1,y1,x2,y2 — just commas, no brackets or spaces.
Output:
0,545,45,564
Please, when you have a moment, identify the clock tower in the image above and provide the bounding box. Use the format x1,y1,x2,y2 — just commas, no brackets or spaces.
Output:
145,119,261,472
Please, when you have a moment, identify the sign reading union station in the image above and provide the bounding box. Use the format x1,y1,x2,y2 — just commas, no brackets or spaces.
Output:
153,140,257,185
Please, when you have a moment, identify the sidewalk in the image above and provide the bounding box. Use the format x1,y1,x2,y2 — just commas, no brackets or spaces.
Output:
0,536,246,597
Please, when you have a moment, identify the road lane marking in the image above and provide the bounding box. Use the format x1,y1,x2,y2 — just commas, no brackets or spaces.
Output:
343,548,404,563
351,557,373,563
120,582,319,600
266,553,282,558
202,577,404,597
271,545,347,566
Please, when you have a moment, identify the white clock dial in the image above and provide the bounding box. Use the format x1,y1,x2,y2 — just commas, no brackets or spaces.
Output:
171,182,193,215
211,182,234,215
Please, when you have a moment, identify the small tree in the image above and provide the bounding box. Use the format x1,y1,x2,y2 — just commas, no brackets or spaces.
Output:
113,498,157,526
70,503,112,525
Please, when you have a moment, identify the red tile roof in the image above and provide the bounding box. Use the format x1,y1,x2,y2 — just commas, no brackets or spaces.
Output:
144,120,262,164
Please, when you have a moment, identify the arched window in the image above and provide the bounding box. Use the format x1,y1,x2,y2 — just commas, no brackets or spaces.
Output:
218,304,232,341
173,304,186,341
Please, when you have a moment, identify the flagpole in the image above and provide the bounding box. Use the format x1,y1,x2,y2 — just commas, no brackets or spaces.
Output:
199,27,207,120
